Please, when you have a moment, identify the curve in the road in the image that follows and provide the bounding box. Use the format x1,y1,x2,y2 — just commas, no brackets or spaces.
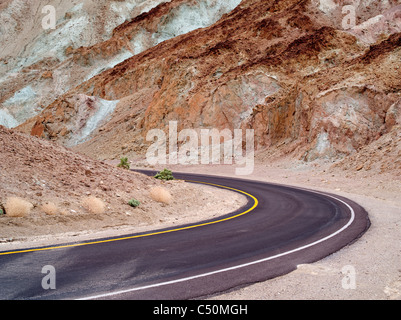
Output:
0,171,370,300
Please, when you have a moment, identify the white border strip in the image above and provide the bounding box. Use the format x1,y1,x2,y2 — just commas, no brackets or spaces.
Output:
78,191,355,300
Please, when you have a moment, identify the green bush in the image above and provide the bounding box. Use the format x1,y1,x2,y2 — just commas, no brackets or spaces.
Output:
117,157,130,170
154,168,175,181
128,199,141,208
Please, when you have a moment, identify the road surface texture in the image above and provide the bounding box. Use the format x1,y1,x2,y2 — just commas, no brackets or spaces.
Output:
0,171,370,300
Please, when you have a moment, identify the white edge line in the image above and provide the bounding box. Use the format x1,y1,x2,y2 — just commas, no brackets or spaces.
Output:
77,191,355,300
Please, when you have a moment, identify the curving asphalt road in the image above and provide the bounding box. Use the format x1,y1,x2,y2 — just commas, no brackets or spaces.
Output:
0,171,370,300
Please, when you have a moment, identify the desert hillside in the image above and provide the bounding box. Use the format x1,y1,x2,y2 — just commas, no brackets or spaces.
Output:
0,125,245,243
0,0,241,131
0,0,398,173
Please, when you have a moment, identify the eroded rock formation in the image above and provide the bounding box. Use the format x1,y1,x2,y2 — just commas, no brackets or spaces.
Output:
1,0,400,166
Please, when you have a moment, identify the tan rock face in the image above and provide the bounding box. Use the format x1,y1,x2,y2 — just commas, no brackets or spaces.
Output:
0,0,239,126
2,0,401,166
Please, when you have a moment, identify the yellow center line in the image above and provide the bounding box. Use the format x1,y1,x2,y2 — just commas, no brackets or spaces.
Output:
0,180,259,256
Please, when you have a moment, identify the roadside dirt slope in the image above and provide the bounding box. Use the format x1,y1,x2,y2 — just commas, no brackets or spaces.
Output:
0,125,246,243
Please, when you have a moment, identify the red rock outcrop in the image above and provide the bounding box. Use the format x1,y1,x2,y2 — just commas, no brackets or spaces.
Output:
10,0,401,166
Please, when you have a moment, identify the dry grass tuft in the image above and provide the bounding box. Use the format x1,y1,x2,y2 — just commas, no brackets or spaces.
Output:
82,196,106,214
40,201,59,215
149,187,173,205
4,197,33,217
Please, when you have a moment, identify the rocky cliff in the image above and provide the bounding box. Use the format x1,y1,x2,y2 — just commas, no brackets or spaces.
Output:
1,0,400,169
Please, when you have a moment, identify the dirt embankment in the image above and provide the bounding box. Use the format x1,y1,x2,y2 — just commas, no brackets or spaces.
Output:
0,126,246,248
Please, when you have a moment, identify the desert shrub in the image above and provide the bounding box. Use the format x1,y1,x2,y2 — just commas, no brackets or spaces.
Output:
149,187,172,204
40,202,59,215
128,199,141,208
117,157,130,170
154,168,174,181
4,197,33,217
82,196,106,214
